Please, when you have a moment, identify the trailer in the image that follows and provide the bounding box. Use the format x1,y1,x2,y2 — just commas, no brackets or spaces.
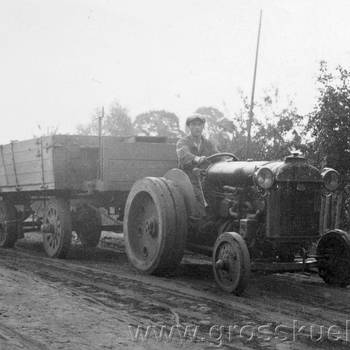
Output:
0,134,177,258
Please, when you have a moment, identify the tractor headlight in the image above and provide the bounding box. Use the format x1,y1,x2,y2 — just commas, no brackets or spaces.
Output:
322,168,340,191
254,168,275,189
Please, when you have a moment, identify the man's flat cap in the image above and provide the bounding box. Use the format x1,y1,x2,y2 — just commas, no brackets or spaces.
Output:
186,114,206,126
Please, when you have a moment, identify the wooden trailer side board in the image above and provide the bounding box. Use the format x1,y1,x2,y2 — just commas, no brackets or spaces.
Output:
51,135,99,191
0,137,55,192
0,135,178,193
100,138,177,191
0,135,100,193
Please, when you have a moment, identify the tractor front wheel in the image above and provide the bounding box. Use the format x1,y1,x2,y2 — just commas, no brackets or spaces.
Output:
213,232,250,295
317,229,350,287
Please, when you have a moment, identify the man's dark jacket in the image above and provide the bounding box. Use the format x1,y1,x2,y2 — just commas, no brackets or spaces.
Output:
176,135,217,172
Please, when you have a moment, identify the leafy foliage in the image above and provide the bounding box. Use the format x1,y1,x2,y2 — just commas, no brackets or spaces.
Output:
105,102,134,136
133,110,183,138
195,88,305,161
249,88,306,160
76,101,134,136
76,90,309,163
195,106,225,135
195,106,239,154
307,62,350,173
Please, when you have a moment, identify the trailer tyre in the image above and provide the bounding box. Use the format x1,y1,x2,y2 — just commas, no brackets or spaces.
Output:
0,201,18,248
42,198,72,258
74,204,102,248
213,232,250,295
124,177,187,275
317,229,350,287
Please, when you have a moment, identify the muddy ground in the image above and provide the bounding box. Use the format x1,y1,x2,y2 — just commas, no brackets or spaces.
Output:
0,231,349,350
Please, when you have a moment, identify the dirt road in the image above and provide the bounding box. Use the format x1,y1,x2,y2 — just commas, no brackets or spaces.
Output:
0,232,349,349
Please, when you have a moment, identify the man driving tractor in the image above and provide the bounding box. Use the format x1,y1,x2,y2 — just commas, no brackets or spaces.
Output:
176,114,218,214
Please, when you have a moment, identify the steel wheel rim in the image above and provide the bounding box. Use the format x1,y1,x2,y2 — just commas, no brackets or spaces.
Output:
214,241,241,289
44,207,62,254
127,191,161,268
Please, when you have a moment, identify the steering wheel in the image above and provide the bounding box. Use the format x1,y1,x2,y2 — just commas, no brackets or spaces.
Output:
193,153,239,176
205,152,239,163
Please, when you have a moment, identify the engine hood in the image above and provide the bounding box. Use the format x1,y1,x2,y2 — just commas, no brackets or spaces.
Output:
206,155,322,188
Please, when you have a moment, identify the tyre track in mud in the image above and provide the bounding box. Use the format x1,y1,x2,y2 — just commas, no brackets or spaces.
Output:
0,321,49,350
2,240,350,349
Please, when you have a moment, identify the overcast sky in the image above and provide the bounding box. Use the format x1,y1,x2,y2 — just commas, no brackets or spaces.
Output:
1,0,350,144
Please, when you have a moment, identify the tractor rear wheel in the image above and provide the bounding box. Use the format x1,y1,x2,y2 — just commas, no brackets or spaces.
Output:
42,198,72,258
213,232,250,295
159,178,187,265
0,200,18,248
317,229,350,287
124,177,187,275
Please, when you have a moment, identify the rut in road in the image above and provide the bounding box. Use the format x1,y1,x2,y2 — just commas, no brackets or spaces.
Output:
1,245,350,349
0,321,49,350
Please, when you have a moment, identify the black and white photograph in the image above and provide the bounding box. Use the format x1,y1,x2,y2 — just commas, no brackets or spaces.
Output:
1,0,350,349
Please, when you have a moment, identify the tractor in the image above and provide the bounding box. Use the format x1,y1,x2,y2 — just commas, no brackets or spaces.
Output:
124,152,350,295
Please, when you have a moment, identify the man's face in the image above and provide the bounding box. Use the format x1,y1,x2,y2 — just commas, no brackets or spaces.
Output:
188,120,205,137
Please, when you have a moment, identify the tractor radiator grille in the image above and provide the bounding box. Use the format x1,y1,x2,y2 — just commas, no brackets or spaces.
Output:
278,183,320,237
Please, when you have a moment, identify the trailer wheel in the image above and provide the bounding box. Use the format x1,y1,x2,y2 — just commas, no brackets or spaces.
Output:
42,198,72,258
0,201,18,248
317,229,350,287
74,204,102,248
124,177,187,275
213,232,250,295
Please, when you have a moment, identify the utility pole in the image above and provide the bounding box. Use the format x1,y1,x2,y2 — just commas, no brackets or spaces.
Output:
246,9,262,159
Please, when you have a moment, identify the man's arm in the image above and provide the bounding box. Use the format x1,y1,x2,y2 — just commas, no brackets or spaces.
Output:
176,138,195,169
176,138,205,169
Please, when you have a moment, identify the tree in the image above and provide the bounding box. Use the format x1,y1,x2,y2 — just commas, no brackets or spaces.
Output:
104,102,134,136
195,106,238,153
195,106,225,135
307,62,350,173
76,101,134,136
232,88,306,160
133,110,183,138
251,88,305,160
195,91,305,161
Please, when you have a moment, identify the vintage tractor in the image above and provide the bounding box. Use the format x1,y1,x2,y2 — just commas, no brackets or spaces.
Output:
124,153,350,295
